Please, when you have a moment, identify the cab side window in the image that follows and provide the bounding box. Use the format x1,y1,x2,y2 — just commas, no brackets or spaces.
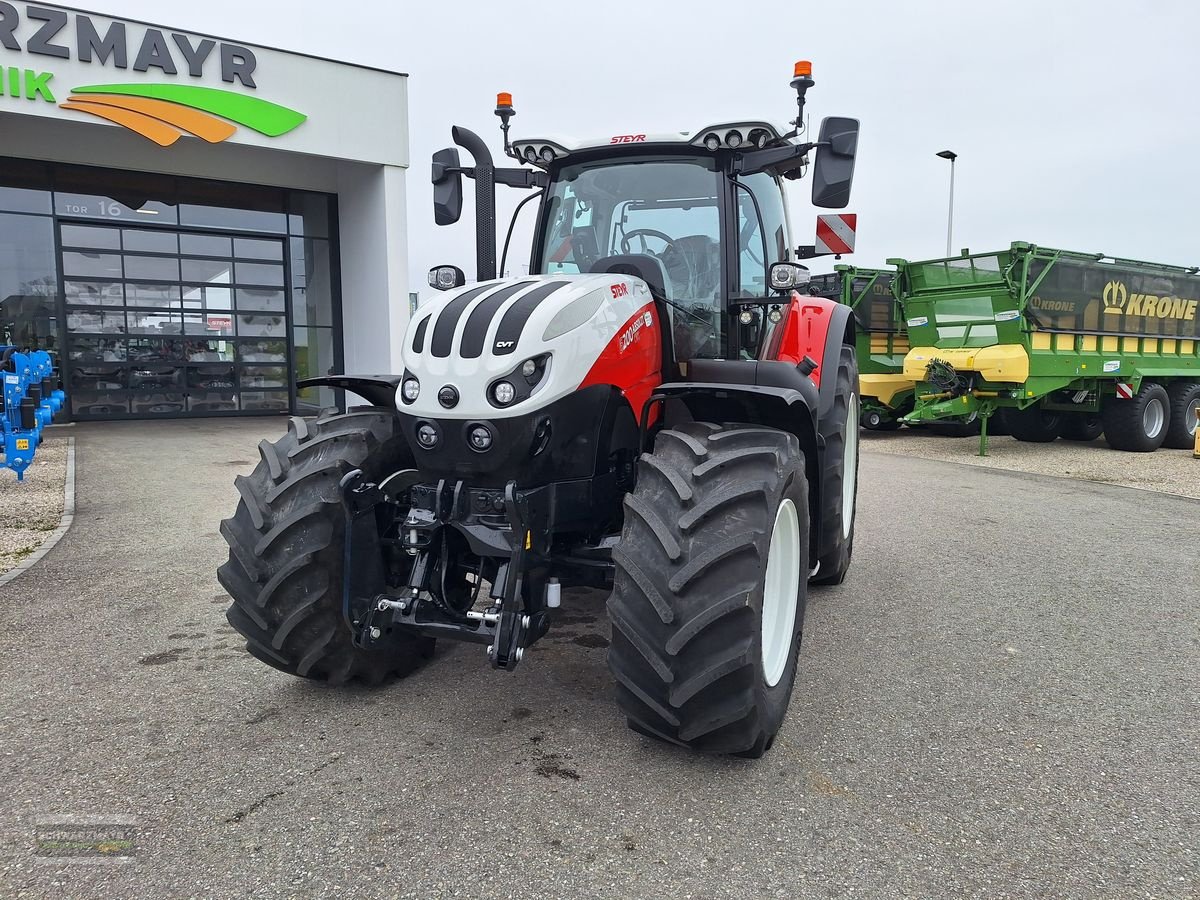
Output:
736,172,789,297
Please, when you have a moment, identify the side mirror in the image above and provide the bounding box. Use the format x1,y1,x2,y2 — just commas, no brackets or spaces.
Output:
428,265,466,291
432,147,463,226
769,261,811,292
811,116,859,209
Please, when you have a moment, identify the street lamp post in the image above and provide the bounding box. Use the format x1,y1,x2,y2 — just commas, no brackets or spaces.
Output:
936,149,957,257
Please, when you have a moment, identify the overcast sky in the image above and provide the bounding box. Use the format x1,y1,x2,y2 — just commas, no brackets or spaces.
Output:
111,0,1200,292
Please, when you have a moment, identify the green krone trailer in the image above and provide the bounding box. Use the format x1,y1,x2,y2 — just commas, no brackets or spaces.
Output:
891,242,1200,453
808,266,915,429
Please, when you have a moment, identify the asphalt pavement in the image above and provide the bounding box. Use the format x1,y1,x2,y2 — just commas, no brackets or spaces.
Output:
0,418,1196,899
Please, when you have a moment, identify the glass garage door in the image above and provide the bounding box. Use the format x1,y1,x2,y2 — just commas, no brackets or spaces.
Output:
60,222,290,418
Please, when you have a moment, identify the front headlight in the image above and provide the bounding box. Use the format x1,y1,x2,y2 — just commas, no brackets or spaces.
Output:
401,378,420,403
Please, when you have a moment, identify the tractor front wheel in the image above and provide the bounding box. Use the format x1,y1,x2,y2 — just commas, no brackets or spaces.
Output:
608,422,809,757
218,407,434,685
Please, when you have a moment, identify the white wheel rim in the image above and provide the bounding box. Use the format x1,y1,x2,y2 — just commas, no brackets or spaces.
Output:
761,498,801,688
843,395,859,539
1143,397,1165,439
1187,399,1199,437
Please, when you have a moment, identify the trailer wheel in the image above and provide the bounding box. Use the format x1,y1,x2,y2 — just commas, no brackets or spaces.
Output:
608,422,809,757
1007,406,1062,443
1102,382,1169,452
811,345,859,586
218,407,434,685
1163,382,1200,449
1058,413,1104,442
862,408,900,431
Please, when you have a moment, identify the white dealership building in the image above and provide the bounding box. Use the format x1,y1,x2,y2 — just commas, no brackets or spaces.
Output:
0,2,409,419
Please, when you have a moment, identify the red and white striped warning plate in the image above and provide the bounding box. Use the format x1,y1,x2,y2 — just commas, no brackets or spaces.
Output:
1116,382,1134,399
815,213,857,255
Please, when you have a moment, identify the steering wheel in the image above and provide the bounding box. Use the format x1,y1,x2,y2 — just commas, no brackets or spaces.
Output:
620,228,679,257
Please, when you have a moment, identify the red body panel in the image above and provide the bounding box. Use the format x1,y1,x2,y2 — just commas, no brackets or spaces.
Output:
579,301,662,419
764,292,838,388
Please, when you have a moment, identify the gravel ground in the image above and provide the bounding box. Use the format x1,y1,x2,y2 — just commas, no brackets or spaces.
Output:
0,419,1197,899
862,429,1200,500
0,430,69,575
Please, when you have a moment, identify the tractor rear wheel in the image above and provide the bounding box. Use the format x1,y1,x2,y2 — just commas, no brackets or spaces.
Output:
218,407,434,685
811,345,859,586
1102,382,1169,452
1007,405,1062,443
608,422,809,757
1163,382,1200,449
1058,412,1104,442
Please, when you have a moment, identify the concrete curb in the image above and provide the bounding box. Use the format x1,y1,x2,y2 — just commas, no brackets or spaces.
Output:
0,436,76,589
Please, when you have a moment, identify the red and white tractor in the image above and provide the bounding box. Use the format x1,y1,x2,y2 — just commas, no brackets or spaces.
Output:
219,62,861,756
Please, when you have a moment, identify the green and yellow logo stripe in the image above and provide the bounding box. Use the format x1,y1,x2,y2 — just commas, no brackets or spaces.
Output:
59,83,306,147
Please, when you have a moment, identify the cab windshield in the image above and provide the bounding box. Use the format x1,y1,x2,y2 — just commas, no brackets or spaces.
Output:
535,156,724,357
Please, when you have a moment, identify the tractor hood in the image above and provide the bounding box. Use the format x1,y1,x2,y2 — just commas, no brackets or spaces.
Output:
399,273,661,420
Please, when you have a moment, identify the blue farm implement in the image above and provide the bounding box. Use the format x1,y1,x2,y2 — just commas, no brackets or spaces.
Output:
1,347,65,481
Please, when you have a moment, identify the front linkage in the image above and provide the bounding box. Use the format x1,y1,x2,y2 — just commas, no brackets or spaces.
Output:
340,468,587,671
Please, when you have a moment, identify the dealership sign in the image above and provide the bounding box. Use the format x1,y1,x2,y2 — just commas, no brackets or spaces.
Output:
0,2,306,146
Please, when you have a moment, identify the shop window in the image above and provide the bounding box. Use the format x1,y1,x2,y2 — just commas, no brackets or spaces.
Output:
234,238,283,261
123,229,179,254
125,255,181,282
63,251,122,279
236,288,285,312
290,238,333,327
54,167,177,224
127,308,181,335
67,308,126,334
293,326,334,382
234,261,284,287
178,181,286,234
237,339,286,363
65,280,124,306
184,311,235,336
126,283,181,308
61,224,122,250
181,257,233,284
288,192,331,239
183,339,233,363
180,234,232,257
0,212,58,350
0,159,53,215
182,285,232,310
69,337,126,362
237,313,286,337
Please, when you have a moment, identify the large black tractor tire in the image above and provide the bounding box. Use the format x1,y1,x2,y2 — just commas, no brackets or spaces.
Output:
218,407,434,685
608,422,809,757
1163,382,1200,449
811,345,859,586
1058,412,1104,442
1102,382,1170,452
1007,405,1062,443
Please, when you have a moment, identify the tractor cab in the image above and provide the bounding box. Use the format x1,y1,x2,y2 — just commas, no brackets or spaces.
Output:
429,63,859,371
